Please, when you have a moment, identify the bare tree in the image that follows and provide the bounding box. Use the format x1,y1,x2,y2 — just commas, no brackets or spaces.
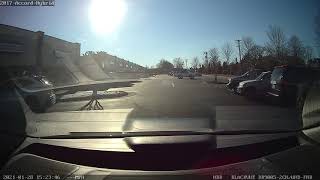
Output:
287,35,305,58
315,9,320,56
304,46,313,63
208,48,219,79
241,36,255,56
208,48,219,65
173,57,184,69
250,45,265,59
221,43,234,63
191,56,200,69
243,45,265,68
315,9,320,46
265,25,288,58
157,59,174,70
185,59,189,69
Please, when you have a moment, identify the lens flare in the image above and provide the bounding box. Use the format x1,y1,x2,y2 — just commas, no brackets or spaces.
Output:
88,0,127,35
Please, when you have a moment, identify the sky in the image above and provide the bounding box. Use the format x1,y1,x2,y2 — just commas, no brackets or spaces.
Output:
0,0,319,67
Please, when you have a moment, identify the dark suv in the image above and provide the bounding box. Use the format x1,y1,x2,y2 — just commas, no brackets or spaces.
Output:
14,74,56,113
268,65,319,107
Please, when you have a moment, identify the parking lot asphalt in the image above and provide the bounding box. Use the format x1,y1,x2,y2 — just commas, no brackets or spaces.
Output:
46,74,300,129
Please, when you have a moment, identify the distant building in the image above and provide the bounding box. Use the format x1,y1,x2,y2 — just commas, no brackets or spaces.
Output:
89,52,145,73
0,24,146,84
0,24,82,84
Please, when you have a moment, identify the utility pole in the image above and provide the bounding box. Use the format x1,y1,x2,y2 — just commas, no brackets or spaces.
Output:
235,40,242,62
235,39,242,73
204,52,208,74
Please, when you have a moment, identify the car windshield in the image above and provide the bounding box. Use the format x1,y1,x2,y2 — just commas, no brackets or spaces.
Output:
0,1,320,139
2,0,320,176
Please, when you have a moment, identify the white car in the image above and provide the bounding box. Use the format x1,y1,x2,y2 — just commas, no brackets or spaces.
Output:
237,71,271,98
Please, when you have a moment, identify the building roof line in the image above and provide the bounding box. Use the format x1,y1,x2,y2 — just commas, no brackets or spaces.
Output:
0,23,39,34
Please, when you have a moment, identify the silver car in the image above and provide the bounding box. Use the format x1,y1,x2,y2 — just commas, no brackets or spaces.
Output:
237,71,271,98
226,69,263,91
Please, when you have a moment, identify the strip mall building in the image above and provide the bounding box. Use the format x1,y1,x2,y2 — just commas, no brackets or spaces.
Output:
0,24,145,85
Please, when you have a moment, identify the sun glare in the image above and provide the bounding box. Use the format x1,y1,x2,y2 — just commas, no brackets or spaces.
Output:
89,0,127,35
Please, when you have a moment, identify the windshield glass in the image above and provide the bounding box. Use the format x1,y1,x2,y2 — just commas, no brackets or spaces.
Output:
0,1,319,138
2,0,320,176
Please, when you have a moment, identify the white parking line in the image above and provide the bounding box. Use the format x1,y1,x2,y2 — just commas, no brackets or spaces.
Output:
171,82,175,88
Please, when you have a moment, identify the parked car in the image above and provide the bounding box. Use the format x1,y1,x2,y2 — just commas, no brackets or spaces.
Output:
13,74,56,113
268,65,320,107
176,69,195,79
237,71,271,98
226,69,263,91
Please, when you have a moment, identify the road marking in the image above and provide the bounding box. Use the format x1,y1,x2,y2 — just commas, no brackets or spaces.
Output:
171,82,175,88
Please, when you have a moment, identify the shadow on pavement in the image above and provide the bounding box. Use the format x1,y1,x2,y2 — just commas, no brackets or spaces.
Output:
57,91,128,103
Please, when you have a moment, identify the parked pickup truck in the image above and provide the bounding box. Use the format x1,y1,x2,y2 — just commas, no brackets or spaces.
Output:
237,71,271,98
226,69,263,92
